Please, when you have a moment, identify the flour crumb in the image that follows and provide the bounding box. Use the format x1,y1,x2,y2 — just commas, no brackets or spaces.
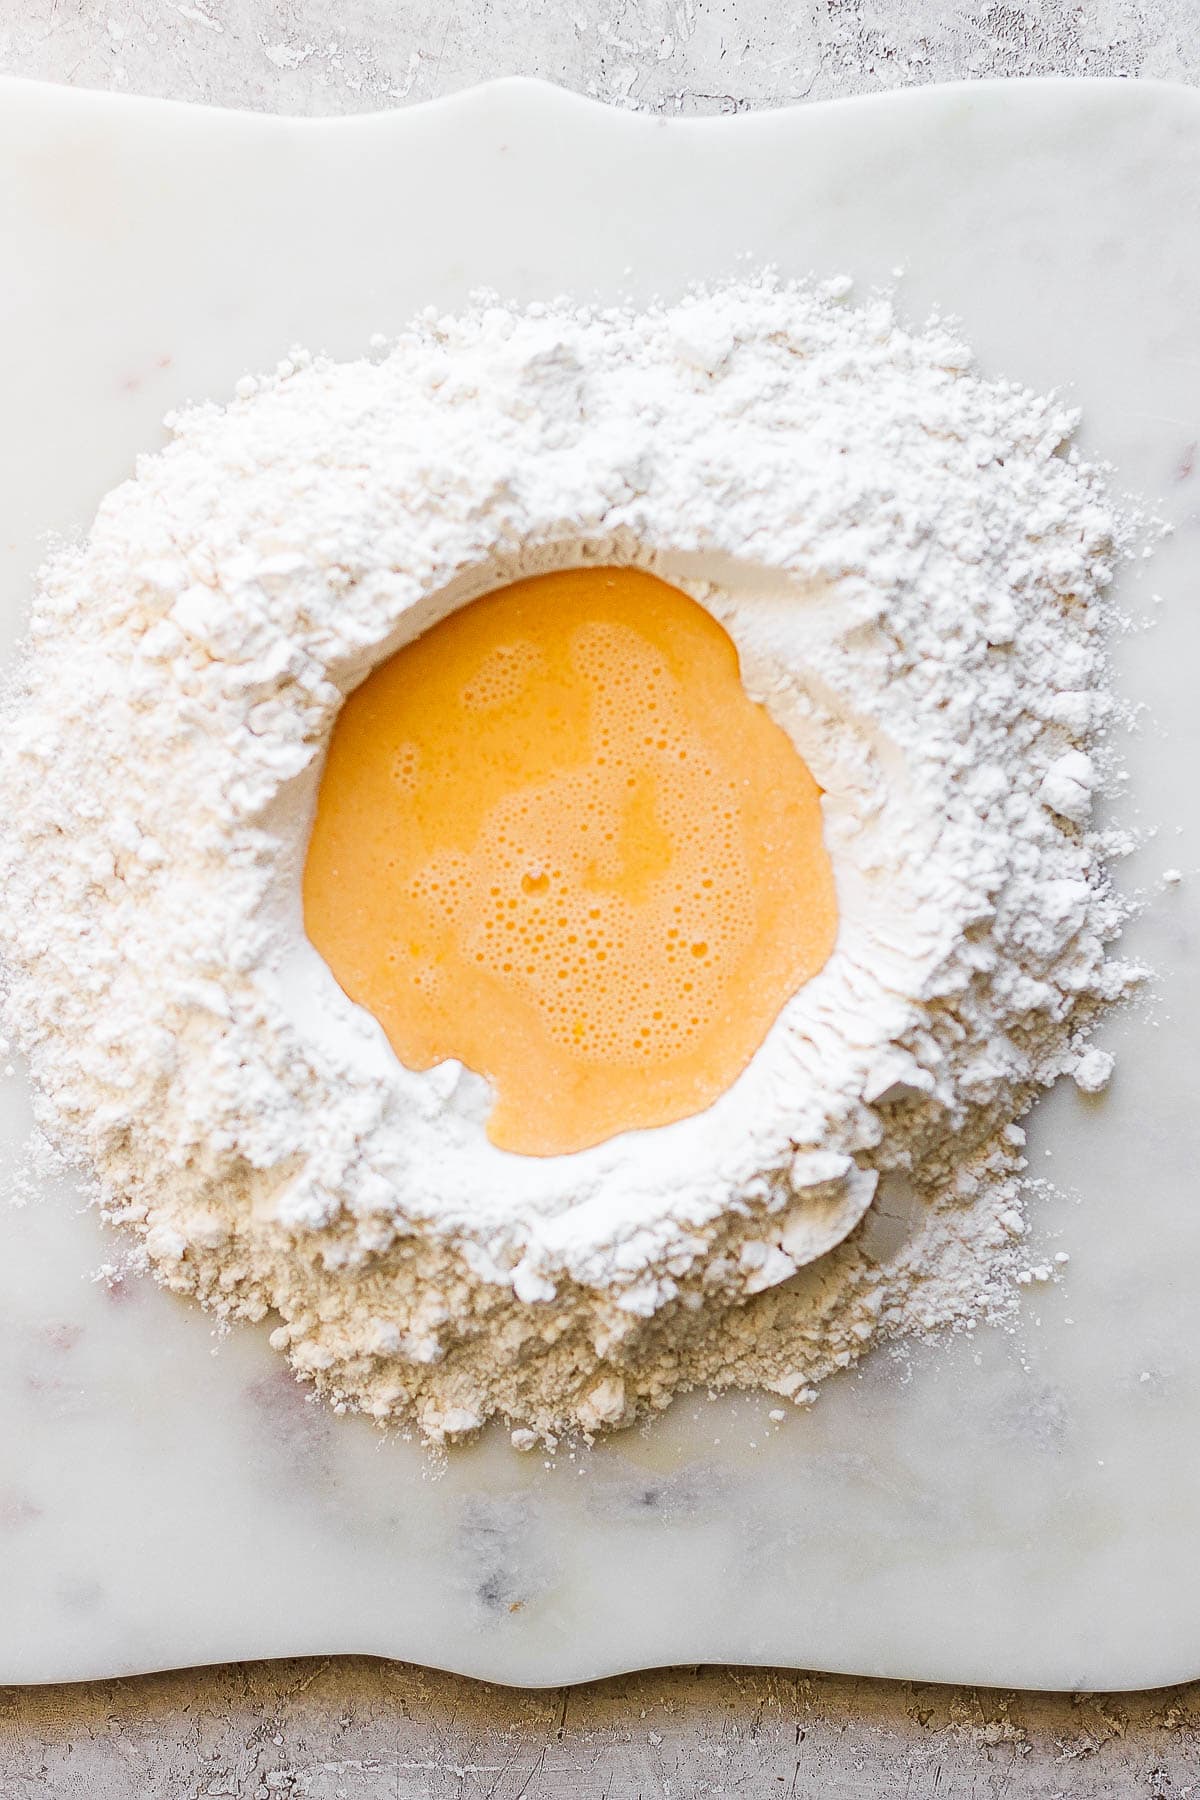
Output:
1073,1048,1116,1095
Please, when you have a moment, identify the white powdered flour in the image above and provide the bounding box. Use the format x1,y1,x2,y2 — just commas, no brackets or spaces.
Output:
0,277,1134,1443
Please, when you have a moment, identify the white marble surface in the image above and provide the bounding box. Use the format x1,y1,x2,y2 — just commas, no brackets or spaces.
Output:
1,72,1198,1695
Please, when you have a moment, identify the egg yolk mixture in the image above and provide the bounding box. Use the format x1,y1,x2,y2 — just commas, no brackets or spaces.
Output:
303,567,838,1156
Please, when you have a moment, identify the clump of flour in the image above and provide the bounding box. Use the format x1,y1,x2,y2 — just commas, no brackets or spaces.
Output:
0,277,1135,1443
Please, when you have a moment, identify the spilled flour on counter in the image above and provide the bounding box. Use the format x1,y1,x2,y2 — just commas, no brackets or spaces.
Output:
0,277,1137,1443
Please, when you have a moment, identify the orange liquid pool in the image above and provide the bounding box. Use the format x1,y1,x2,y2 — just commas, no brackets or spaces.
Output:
303,567,838,1156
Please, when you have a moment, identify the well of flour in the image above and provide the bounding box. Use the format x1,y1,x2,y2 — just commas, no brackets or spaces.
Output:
0,276,1134,1445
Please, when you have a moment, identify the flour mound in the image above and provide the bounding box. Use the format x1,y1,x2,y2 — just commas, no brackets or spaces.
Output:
0,277,1133,1443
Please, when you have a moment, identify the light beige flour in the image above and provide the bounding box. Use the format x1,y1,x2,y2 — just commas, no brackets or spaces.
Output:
0,278,1133,1443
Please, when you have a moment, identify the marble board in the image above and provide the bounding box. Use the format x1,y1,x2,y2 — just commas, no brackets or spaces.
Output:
1,74,1198,1690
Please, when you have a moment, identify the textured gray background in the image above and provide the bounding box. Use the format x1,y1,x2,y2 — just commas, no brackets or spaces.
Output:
4,0,1200,114
3,4,1200,1795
